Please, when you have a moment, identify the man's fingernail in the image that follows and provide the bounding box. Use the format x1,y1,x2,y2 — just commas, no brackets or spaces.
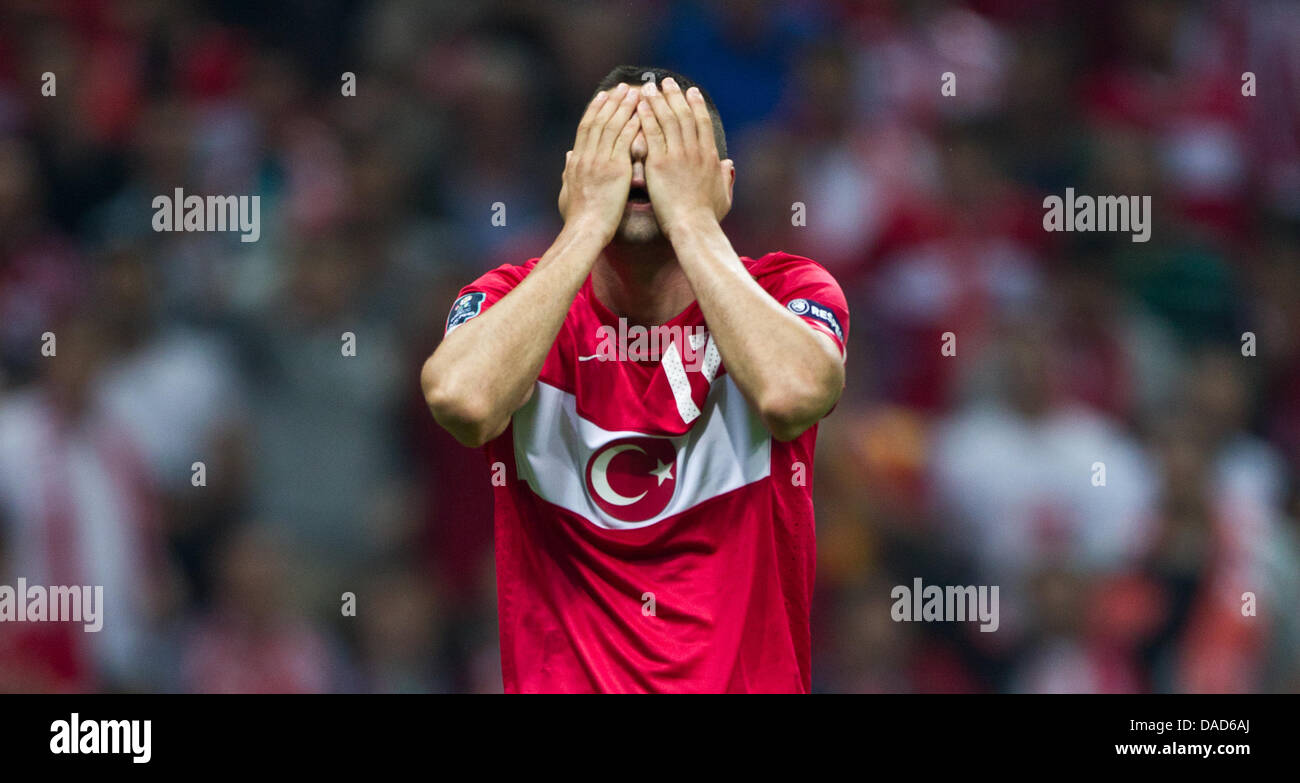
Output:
663,78,677,89
688,86,701,99
643,81,657,95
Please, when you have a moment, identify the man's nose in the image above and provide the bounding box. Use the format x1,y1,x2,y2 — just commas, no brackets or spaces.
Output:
630,130,648,162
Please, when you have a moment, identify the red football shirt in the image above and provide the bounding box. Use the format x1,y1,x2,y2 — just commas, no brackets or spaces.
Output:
444,251,848,693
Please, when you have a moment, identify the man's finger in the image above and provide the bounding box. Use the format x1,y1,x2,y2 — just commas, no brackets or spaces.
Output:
641,80,682,152
637,97,667,155
610,112,641,160
574,90,608,153
598,86,640,156
686,86,716,157
584,83,628,157
661,78,697,150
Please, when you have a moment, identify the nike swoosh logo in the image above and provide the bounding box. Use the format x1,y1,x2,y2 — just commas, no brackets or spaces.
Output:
577,354,602,362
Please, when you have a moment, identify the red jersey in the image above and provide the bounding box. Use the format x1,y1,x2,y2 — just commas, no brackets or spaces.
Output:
445,251,848,693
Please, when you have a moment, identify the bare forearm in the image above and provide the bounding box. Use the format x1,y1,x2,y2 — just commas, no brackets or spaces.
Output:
424,83,643,446
668,213,843,439
422,220,606,445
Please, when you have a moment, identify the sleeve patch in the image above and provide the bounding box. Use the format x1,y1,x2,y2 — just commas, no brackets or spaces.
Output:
786,298,844,344
446,291,487,334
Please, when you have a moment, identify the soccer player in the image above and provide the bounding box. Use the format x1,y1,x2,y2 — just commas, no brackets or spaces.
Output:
421,66,848,693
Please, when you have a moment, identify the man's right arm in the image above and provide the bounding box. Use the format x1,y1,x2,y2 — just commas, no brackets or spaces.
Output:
421,83,642,447
420,223,606,447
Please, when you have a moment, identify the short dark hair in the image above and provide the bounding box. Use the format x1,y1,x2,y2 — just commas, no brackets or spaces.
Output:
594,65,727,158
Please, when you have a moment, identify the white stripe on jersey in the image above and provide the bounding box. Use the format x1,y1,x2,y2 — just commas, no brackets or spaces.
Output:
511,376,772,530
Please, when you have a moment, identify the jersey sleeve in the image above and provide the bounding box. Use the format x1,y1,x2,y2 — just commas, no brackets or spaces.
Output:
753,253,850,360
444,262,535,335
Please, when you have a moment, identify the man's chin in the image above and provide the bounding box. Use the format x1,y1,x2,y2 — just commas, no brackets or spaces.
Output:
613,209,663,245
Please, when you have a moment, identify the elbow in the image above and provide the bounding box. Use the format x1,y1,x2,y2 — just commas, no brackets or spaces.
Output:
421,356,499,448
759,409,815,442
756,373,842,443
757,390,821,442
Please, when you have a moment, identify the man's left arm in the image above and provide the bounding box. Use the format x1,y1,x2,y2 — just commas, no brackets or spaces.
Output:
671,213,844,441
638,78,844,441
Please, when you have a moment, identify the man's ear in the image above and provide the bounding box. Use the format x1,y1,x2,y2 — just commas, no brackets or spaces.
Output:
723,159,736,208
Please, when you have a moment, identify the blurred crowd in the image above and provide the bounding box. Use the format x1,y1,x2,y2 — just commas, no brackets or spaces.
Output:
0,0,1297,693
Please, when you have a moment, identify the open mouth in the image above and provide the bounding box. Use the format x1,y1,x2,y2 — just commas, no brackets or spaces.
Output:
627,184,651,205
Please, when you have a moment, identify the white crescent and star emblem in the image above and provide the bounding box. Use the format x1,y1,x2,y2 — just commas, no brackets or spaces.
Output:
590,444,648,506
584,437,679,522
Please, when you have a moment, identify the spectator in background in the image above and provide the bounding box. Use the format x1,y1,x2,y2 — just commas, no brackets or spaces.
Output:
355,563,449,693
180,524,341,693
1138,351,1292,693
931,322,1157,653
96,247,250,607
0,136,87,390
244,234,408,617
0,313,179,690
